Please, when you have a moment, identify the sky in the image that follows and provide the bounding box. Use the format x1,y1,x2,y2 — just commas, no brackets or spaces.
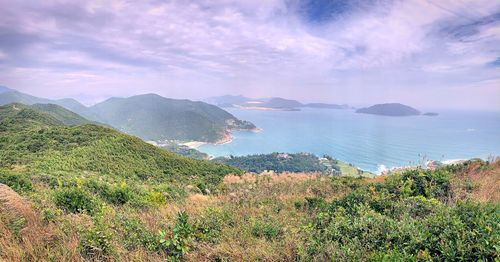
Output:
0,0,499,110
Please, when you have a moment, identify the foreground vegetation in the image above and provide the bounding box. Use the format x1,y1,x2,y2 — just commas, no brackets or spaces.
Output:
1,158,498,261
0,103,498,261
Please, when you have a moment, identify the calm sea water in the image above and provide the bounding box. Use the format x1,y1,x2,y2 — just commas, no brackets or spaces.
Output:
198,108,500,173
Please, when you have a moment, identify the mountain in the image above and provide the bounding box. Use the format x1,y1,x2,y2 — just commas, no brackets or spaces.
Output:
0,103,241,182
0,87,256,143
356,103,421,116
206,95,350,111
259,97,303,109
205,95,251,107
305,103,350,109
0,86,13,94
90,94,256,142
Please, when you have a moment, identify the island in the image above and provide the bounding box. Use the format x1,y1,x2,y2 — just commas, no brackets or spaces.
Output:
423,112,439,116
356,103,421,116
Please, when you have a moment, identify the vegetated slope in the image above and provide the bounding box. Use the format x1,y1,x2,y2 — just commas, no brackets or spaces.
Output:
356,103,421,116
0,87,257,142
89,94,256,142
0,103,241,185
30,103,100,126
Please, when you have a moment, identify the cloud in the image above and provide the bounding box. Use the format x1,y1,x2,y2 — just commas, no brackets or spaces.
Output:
0,0,499,109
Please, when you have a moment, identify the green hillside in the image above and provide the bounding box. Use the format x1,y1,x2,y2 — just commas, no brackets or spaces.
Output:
0,104,241,186
90,94,256,142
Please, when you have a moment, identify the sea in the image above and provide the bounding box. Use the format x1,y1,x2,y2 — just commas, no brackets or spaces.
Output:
198,108,500,173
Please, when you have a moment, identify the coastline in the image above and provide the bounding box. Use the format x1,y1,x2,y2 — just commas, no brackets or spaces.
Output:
182,127,261,149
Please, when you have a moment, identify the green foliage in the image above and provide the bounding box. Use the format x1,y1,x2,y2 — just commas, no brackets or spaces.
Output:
212,152,327,173
300,167,500,261
195,207,232,242
115,214,157,251
159,142,209,160
251,219,282,241
158,211,195,259
80,216,115,260
0,169,33,192
54,187,101,214
101,183,133,205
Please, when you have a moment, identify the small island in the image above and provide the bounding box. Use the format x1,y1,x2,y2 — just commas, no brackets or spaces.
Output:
356,103,421,116
423,112,439,116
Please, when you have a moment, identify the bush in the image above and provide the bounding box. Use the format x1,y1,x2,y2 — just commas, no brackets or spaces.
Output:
80,217,115,260
54,187,100,214
102,184,132,205
0,170,33,192
251,219,282,241
195,207,232,242
158,211,195,259
299,166,499,261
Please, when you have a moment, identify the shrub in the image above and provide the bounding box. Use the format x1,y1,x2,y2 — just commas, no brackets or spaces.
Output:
0,170,33,192
158,211,195,259
251,219,282,241
54,187,100,214
102,184,132,205
195,207,232,242
115,214,156,251
80,217,115,260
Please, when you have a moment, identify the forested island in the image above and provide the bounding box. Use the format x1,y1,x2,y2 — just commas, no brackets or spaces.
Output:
356,103,421,116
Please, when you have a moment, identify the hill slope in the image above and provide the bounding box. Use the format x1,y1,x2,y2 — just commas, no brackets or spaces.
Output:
90,94,256,142
0,104,241,183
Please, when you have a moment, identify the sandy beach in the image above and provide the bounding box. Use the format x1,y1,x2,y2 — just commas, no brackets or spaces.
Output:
181,141,207,149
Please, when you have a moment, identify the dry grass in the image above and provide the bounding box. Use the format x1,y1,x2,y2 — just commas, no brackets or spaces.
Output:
452,159,500,203
0,183,82,261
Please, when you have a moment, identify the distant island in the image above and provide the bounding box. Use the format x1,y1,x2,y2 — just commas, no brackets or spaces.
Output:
356,103,421,116
423,112,439,116
205,95,349,111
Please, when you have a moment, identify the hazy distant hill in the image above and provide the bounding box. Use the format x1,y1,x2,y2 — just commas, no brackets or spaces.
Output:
305,103,350,109
356,103,421,116
90,94,256,142
206,95,349,111
205,95,251,107
258,97,303,109
0,88,97,119
0,86,13,94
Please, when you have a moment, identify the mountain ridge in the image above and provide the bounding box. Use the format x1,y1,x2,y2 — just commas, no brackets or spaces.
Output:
206,95,350,110
0,87,256,143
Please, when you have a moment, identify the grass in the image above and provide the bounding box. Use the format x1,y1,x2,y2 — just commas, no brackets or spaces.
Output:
337,161,374,177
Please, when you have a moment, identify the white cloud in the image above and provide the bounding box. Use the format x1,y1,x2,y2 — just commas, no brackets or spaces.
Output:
0,0,499,109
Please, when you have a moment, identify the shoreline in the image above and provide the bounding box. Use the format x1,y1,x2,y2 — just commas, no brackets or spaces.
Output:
182,127,262,149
